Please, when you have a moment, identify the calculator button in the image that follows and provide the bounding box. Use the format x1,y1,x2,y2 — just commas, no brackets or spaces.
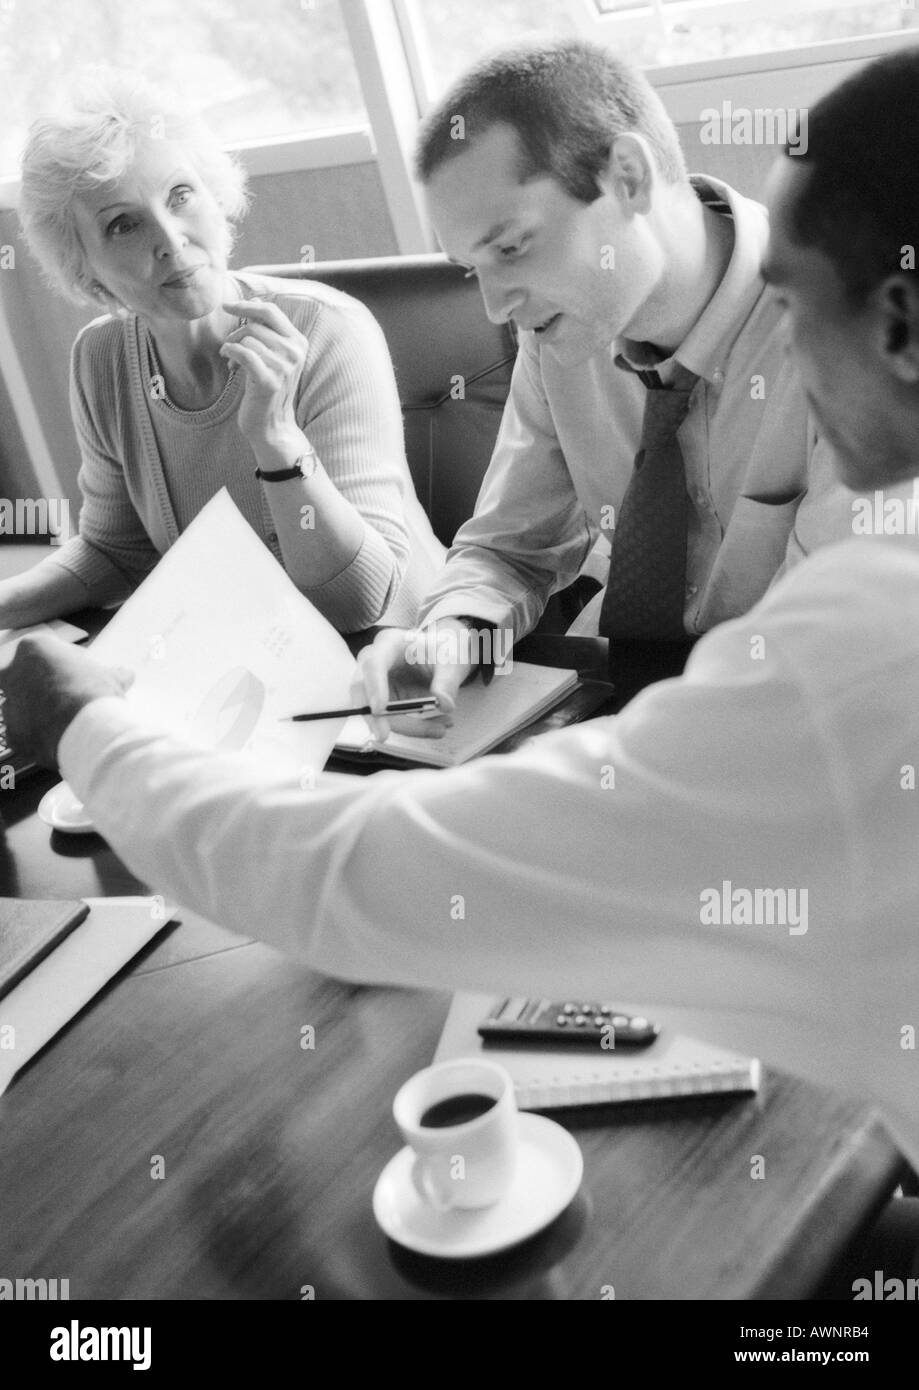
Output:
556,1014,569,1026
574,1014,588,1026
562,1003,577,1015
593,1016,606,1027
612,1015,629,1029
632,1017,650,1031
580,1004,592,1013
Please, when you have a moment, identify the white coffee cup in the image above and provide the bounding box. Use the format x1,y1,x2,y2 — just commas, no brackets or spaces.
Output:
393,1057,518,1212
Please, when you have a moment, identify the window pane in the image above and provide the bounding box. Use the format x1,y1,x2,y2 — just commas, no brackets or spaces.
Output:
0,0,367,177
589,1,919,70
408,0,581,96
411,0,919,88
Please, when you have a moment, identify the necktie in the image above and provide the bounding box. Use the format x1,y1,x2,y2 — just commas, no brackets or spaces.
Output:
599,365,699,642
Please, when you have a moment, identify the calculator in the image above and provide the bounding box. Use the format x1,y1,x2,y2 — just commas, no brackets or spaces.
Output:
477,997,660,1048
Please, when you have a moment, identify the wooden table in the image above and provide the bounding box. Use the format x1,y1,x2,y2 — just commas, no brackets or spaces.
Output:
0,634,908,1300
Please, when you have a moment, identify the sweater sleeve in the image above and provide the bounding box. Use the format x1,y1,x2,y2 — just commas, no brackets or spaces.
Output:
45,325,161,605
285,291,411,630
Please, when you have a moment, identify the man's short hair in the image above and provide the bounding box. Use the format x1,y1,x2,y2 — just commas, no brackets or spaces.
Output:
415,39,687,202
786,46,919,303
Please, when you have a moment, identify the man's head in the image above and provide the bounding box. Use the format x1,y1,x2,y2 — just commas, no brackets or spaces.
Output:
763,47,919,490
415,41,692,362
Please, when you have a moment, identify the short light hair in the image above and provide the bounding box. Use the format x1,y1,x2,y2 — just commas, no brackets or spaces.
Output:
416,39,687,201
19,67,250,307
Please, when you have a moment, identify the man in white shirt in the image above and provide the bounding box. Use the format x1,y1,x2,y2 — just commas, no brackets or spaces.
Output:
3,45,919,1195
359,40,855,729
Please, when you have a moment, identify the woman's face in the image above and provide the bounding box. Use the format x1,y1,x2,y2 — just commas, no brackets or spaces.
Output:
72,134,232,325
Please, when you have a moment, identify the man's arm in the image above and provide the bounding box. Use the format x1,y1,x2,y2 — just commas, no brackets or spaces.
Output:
39,563,877,1099
10,548,916,1159
417,335,597,638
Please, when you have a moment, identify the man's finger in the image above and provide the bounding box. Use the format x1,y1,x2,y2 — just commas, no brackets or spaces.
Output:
357,628,422,713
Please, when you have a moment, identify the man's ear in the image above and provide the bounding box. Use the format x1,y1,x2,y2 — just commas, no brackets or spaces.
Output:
874,274,919,384
597,133,656,215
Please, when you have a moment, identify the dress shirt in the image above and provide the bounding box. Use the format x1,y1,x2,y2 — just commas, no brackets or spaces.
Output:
60,534,919,1170
418,176,844,640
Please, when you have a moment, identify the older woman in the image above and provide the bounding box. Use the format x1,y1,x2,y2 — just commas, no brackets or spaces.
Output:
1,70,444,633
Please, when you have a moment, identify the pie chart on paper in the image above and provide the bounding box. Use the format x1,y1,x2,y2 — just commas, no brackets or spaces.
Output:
189,666,266,752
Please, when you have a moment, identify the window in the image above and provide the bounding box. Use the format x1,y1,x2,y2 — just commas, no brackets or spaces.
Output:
399,0,581,100
404,0,919,95
0,0,367,177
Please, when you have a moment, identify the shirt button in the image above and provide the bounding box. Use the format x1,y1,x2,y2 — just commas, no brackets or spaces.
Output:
686,583,698,598
695,489,708,507
712,368,725,386
268,531,279,544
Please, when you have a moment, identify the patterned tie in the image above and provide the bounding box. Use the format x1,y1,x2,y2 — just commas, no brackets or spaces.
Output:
599,364,699,642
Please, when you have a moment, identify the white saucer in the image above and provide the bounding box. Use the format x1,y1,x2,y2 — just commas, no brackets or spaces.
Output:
372,1112,583,1259
38,781,96,835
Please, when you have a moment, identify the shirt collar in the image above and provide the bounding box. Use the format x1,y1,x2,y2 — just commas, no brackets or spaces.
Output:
616,175,769,387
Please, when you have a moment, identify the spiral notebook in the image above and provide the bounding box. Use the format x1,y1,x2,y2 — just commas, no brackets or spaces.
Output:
434,993,760,1109
334,661,580,768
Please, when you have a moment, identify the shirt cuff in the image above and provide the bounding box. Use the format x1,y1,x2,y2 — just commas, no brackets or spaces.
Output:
417,596,515,633
58,697,142,791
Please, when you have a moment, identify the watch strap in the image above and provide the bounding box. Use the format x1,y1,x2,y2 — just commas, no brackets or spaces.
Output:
255,449,318,482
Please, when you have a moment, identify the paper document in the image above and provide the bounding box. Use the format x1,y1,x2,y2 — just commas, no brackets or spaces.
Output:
0,897,175,1096
88,490,357,776
0,618,88,662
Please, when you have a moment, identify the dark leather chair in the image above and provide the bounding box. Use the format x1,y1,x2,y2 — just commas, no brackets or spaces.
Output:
245,254,517,548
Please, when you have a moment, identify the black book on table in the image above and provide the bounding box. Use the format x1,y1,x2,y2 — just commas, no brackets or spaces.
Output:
0,898,89,1002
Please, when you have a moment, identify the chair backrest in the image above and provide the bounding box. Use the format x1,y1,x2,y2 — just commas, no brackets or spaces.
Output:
244,255,517,545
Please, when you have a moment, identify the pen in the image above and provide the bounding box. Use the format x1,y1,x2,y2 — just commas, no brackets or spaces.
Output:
279,696,441,723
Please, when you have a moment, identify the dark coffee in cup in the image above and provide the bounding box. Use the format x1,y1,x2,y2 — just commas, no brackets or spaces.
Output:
419,1092,497,1129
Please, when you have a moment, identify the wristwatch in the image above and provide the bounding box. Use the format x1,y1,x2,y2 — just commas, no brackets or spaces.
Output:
255,448,319,482
456,615,500,686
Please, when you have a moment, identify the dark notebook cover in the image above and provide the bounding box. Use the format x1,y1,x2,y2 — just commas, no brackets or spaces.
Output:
328,678,617,773
0,898,90,1002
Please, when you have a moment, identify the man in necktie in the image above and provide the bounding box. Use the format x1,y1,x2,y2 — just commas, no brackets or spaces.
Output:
597,361,700,696
357,38,850,731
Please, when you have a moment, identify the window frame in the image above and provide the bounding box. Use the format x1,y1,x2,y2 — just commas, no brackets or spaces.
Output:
572,0,908,42
1,0,916,501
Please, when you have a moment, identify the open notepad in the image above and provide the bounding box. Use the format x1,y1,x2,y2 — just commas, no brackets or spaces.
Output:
0,897,175,1096
335,661,580,768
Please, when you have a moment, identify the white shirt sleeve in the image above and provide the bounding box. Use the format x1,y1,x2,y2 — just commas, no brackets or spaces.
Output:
417,335,596,637
57,540,919,1168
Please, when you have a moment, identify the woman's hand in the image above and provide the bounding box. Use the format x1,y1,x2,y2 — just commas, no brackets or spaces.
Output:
220,298,310,451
